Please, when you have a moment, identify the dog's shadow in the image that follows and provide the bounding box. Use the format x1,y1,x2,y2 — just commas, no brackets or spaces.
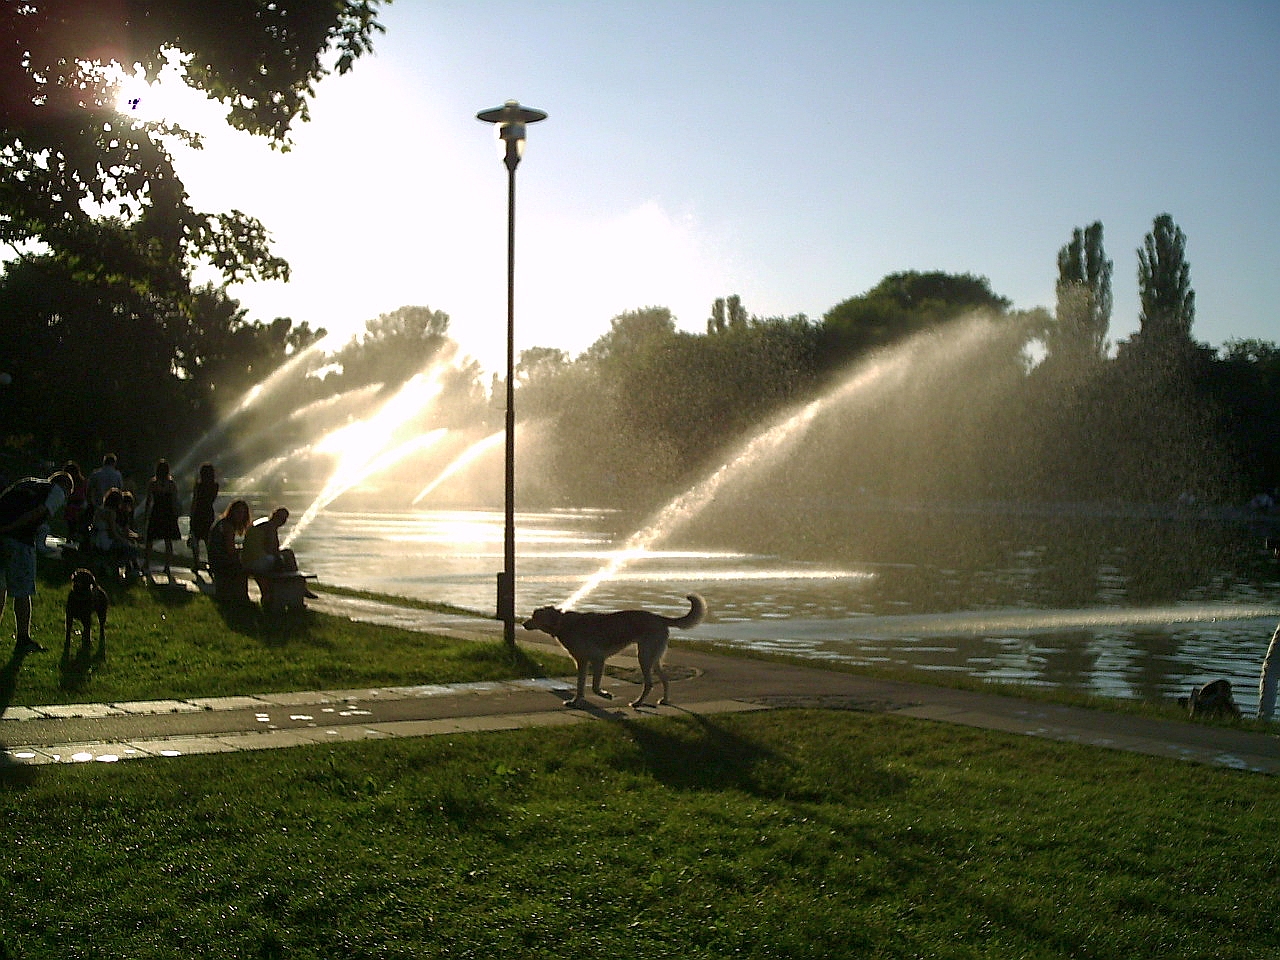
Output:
587,703,914,806
578,705,815,801
0,652,21,719
58,636,107,690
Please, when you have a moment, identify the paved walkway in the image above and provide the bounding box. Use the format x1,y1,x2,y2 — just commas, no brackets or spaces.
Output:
2,592,1277,774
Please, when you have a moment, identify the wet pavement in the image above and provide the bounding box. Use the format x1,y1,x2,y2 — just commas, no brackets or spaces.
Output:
3,591,1278,774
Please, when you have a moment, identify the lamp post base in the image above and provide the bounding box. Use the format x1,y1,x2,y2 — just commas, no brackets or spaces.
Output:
497,570,515,647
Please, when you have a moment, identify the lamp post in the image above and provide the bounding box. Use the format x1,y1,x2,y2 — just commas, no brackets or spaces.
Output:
477,99,547,649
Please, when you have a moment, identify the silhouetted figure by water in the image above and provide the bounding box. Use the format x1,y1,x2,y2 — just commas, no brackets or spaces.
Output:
243,506,317,612
243,507,299,575
0,471,73,658
188,462,219,573
143,459,183,581
1258,538,1280,721
208,500,252,601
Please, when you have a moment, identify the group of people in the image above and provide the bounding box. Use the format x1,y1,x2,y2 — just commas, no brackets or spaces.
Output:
60,454,207,581
0,454,305,657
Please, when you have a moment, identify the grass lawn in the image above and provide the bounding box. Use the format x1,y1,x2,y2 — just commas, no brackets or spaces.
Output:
1,709,1276,959
2,564,568,708
1,563,1276,958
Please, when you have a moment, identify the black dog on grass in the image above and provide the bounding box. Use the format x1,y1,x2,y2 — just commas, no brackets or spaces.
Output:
64,567,109,658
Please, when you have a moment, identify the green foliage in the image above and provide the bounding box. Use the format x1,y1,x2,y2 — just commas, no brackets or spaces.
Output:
0,0,387,470
1130,213,1198,362
0,710,1274,957
1,0,386,288
820,270,1011,363
1048,221,1112,371
518,305,820,505
0,255,320,469
328,305,456,389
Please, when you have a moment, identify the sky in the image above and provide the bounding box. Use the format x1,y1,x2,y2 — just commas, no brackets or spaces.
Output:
128,0,1279,375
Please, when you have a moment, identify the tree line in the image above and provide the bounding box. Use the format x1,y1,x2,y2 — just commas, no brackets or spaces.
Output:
2,2,1276,511
512,222,1278,511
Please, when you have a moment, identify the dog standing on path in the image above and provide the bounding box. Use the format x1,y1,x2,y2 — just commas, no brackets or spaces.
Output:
523,594,705,708
65,567,109,655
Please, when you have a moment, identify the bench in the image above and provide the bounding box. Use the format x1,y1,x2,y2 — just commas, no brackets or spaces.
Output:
254,570,318,614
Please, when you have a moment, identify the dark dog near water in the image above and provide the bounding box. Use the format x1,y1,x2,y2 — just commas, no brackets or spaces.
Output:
523,594,705,708
65,567,109,655
1180,678,1241,720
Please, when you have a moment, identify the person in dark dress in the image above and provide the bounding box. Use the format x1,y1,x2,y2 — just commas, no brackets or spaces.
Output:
143,459,183,579
188,462,219,572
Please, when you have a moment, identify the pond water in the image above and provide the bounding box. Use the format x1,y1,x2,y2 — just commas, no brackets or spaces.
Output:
274,503,1280,708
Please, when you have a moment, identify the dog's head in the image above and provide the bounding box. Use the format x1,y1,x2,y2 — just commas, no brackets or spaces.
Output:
70,567,97,593
523,605,563,635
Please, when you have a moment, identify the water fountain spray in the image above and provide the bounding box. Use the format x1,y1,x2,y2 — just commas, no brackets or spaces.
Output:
411,429,505,505
563,316,1019,608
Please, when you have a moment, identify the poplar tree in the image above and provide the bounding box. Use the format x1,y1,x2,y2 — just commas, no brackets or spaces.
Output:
1135,213,1196,355
1050,221,1112,367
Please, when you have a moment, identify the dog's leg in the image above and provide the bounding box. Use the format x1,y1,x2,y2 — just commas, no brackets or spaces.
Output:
564,659,591,708
590,658,613,700
632,640,670,708
630,668,654,708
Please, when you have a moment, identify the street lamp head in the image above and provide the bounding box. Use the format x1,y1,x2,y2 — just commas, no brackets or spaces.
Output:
477,100,547,170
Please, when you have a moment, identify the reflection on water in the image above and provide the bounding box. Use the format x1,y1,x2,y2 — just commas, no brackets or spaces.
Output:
281,506,1280,705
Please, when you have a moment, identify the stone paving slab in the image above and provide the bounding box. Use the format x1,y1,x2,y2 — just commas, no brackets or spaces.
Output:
126,736,237,758
186,695,273,712
29,702,129,719
113,699,208,716
0,706,45,722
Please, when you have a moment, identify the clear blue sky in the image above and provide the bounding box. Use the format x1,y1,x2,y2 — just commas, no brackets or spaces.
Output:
165,0,1279,372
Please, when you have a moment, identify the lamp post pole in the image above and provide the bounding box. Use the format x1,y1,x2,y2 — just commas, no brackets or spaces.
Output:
477,100,547,649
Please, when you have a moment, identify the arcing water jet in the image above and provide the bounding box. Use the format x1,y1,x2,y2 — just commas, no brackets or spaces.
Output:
411,429,505,505
563,315,1028,608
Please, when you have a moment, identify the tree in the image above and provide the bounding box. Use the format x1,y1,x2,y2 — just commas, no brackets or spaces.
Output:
180,283,324,407
726,294,748,329
1132,213,1197,357
331,305,454,387
707,297,726,334
820,270,1010,365
583,307,677,363
1048,221,1111,369
1,0,387,292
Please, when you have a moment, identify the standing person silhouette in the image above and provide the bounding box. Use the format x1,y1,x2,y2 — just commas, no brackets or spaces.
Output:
143,459,183,580
188,463,219,572
0,471,74,655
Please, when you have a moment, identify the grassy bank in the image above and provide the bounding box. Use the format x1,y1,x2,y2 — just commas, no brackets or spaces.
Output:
1,708,1275,959
2,565,567,708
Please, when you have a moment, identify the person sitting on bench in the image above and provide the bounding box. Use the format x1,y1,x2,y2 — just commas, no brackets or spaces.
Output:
243,506,316,609
242,506,299,575
207,499,251,599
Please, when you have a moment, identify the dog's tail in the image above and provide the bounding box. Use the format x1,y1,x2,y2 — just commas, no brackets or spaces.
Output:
666,593,705,630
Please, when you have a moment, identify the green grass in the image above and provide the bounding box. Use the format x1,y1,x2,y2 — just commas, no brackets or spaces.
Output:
3,564,567,708
0,709,1275,959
